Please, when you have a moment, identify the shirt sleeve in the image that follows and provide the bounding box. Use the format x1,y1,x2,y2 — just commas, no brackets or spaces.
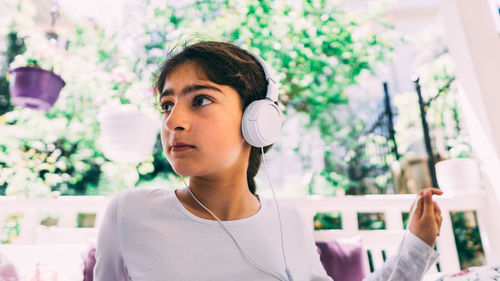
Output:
93,190,130,281
363,231,440,281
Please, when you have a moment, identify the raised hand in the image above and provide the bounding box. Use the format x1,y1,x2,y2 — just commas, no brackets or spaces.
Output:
408,188,443,247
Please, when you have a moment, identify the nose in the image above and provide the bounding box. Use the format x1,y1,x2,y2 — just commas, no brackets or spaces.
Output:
163,102,190,132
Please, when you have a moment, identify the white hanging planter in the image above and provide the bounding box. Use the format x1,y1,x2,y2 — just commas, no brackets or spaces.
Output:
435,158,481,197
97,104,161,164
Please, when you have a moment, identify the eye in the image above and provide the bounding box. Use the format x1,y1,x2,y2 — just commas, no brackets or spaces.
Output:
160,101,174,113
193,95,213,107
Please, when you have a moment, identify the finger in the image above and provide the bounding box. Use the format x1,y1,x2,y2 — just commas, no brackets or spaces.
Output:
418,187,443,196
430,188,443,196
436,215,443,228
423,190,435,217
433,201,442,228
413,193,425,218
435,214,441,224
434,202,442,217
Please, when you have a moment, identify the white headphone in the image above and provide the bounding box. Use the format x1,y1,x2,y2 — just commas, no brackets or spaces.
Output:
241,51,282,148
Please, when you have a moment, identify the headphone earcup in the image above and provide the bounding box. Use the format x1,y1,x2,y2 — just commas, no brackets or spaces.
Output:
241,99,281,147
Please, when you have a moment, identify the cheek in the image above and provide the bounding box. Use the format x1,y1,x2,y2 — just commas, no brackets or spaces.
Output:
160,120,168,147
198,114,244,149
160,119,176,159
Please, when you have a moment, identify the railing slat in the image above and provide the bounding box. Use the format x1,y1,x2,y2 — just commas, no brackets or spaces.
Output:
370,247,385,270
475,207,494,267
385,209,404,230
15,208,39,245
58,211,77,228
436,211,460,272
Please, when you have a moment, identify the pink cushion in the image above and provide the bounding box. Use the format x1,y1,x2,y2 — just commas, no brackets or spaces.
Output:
316,238,366,281
0,252,19,281
83,245,96,281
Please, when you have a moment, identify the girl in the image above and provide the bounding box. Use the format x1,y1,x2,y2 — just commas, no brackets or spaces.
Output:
94,41,443,281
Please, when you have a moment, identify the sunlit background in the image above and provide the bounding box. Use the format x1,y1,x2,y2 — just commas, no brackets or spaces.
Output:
1,0,500,280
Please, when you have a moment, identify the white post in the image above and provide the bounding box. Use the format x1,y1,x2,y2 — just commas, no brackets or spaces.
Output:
437,211,460,271
342,209,359,237
58,210,77,228
439,0,500,264
385,209,404,230
15,208,39,244
475,184,500,266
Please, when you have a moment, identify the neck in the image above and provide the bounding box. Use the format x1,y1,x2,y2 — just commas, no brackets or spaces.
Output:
177,173,260,221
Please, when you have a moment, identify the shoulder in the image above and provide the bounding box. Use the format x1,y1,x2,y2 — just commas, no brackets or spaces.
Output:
259,197,314,248
259,196,305,223
279,200,303,218
114,187,171,203
274,197,303,216
105,188,172,215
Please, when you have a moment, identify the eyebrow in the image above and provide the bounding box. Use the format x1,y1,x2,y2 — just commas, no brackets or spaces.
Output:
160,84,224,99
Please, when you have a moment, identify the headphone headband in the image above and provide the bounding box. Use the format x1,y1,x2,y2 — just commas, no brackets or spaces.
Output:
247,51,279,102
241,50,282,148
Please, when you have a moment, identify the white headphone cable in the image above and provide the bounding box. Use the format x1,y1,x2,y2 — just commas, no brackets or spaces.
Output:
260,147,294,281
180,176,287,281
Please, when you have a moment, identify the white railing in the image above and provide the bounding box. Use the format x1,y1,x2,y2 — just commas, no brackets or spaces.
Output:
0,191,498,274
282,192,499,273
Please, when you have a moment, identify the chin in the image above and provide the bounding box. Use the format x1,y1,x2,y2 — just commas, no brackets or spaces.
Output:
170,164,198,177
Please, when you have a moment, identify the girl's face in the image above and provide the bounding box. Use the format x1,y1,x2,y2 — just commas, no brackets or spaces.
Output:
159,62,251,177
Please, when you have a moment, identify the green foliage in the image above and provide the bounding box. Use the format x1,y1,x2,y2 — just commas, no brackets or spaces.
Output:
0,0,394,197
0,214,21,244
451,211,486,269
402,212,409,229
339,132,396,194
314,212,342,230
0,1,160,197
142,0,395,194
358,212,386,230
239,0,394,143
76,213,96,228
0,31,25,116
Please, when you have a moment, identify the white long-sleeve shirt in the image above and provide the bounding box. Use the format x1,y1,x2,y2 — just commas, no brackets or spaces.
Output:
94,188,439,281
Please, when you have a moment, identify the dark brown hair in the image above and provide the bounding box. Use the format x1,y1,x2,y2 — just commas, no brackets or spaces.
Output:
154,41,275,194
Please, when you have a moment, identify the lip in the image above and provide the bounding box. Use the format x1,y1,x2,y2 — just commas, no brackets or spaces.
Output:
170,142,195,152
171,146,194,152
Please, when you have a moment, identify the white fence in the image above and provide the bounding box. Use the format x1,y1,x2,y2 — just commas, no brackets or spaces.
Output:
0,191,498,274
282,192,499,273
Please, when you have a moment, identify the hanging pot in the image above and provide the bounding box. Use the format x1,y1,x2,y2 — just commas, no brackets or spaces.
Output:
8,66,65,111
97,104,160,164
435,158,481,196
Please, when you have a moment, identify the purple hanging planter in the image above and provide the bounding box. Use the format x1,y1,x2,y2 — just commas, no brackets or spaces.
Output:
8,66,65,111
